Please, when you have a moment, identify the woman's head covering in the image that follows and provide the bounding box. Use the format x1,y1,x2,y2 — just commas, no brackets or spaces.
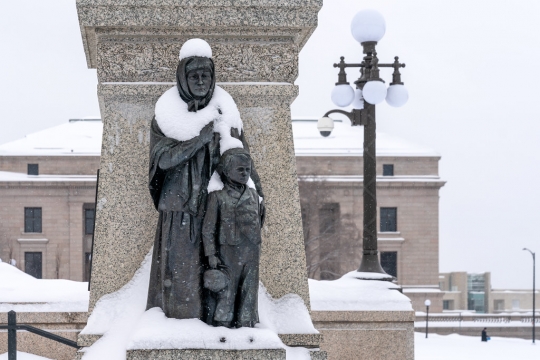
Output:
176,56,216,112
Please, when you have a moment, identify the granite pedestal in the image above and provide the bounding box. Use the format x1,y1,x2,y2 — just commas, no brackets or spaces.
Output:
75,0,325,357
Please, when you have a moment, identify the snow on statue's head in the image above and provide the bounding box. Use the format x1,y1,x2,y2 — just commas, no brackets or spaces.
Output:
176,39,216,112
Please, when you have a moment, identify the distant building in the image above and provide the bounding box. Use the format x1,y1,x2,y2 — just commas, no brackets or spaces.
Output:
293,119,446,312
439,271,538,313
0,118,447,312
0,119,100,281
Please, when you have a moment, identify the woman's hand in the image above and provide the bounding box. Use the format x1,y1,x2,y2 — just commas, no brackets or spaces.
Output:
199,122,214,144
208,254,221,269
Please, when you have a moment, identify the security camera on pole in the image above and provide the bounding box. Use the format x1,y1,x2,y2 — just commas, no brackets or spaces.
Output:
317,9,408,275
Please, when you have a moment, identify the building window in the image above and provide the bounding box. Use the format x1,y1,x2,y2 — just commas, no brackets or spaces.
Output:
24,207,42,233
85,209,95,235
443,300,454,310
319,203,340,235
27,164,39,175
380,251,397,278
382,164,394,176
25,252,42,279
494,300,505,311
512,299,520,310
380,207,397,232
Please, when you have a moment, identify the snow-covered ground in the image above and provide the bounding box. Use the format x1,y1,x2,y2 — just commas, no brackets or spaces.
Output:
414,333,540,360
0,262,88,312
414,332,540,360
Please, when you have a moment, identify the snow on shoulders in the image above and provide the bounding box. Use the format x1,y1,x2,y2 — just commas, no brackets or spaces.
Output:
155,86,243,144
309,270,413,311
179,38,212,60
207,171,257,194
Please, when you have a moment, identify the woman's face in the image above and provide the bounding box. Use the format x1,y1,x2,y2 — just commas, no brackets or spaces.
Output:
187,69,212,98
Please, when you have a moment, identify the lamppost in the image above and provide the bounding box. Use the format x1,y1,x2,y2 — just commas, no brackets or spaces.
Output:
523,248,536,344
318,9,408,275
425,299,431,338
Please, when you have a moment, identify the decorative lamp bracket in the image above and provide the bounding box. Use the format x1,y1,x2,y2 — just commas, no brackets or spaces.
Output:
323,109,366,127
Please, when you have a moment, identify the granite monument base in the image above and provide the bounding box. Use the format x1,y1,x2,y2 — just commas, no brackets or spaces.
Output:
126,349,286,360
312,310,414,360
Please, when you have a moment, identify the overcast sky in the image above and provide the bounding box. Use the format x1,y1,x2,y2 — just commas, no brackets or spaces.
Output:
1,0,539,290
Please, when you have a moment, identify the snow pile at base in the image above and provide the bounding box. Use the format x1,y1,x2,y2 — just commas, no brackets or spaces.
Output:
414,333,540,360
0,262,88,312
309,270,412,311
0,352,52,360
258,283,317,334
127,308,282,350
179,38,212,60
79,251,153,360
80,249,316,359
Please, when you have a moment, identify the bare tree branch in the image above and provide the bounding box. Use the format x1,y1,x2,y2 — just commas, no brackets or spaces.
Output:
299,177,361,280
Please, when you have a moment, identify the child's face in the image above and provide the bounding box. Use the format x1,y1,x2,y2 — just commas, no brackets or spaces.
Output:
226,156,251,185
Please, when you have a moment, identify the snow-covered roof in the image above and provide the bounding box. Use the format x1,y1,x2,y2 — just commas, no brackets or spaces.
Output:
292,119,439,157
0,117,439,158
0,119,102,156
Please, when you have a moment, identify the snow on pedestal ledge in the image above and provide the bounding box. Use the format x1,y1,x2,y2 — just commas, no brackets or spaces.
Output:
309,271,413,311
79,249,317,360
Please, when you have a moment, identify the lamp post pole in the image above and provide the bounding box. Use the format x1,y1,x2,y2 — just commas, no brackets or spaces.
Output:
425,299,431,339
523,248,536,344
318,10,408,275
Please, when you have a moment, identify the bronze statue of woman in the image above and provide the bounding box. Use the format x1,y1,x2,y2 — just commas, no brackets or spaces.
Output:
146,39,263,320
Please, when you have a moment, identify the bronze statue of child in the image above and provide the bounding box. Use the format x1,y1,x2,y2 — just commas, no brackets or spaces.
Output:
202,147,264,328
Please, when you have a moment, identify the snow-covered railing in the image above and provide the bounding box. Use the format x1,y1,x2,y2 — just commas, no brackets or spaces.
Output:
416,313,540,324
0,310,79,360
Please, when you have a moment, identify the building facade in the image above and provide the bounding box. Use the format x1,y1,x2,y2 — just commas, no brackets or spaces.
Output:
439,271,538,313
293,119,446,312
0,119,100,281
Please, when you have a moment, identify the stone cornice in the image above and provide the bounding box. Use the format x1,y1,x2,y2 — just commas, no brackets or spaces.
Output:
77,0,323,72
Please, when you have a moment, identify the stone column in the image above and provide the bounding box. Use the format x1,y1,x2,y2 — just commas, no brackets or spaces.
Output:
76,0,322,348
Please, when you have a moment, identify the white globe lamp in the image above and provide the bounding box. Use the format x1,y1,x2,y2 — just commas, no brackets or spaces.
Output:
351,9,386,44
386,84,409,107
362,81,387,105
331,84,355,107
